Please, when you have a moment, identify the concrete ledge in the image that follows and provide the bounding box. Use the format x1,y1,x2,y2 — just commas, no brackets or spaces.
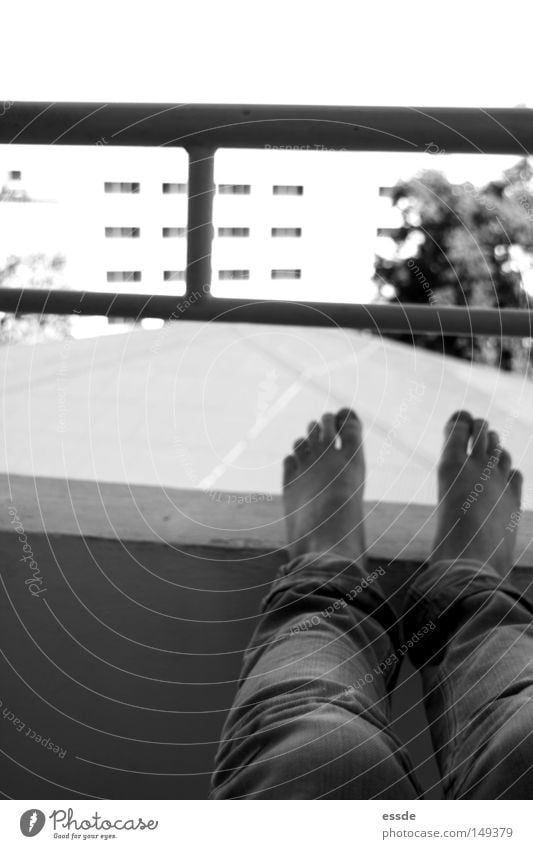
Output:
1,474,532,567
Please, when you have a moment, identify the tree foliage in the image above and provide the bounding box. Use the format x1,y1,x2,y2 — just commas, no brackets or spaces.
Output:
0,169,72,344
373,158,533,372
0,252,72,344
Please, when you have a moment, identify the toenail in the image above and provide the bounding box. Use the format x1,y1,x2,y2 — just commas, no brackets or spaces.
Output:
336,408,358,423
293,438,308,451
449,410,473,426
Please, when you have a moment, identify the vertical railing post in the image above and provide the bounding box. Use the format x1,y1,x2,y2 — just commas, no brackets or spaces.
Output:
185,146,216,299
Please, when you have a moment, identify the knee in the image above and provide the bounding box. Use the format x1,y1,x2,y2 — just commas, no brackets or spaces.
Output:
213,708,416,799
457,713,533,799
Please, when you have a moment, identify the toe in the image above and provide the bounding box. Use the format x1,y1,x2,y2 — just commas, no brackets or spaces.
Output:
487,430,500,456
499,447,512,474
336,408,362,451
471,418,488,459
335,408,359,432
321,412,337,446
307,421,320,447
442,410,473,463
293,438,310,463
508,468,523,500
283,454,298,484
335,408,359,427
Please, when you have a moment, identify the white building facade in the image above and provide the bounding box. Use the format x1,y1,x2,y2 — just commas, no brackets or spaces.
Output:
0,145,523,335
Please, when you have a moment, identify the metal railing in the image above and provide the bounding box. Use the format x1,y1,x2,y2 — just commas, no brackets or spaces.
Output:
1,102,533,337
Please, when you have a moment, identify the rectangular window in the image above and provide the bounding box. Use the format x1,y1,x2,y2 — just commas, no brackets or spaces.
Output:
162,227,187,238
271,227,302,237
8,170,21,180
107,271,142,282
162,183,188,194
377,227,403,238
105,227,141,238
164,270,186,281
273,185,303,196
218,227,250,237
378,186,395,198
271,269,301,280
218,184,251,195
219,270,250,280
104,182,140,193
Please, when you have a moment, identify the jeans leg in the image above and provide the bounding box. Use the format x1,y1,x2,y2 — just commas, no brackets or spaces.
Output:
211,553,421,799
403,558,533,799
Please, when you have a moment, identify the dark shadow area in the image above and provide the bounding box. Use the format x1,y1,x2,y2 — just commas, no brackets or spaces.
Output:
2,532,532,798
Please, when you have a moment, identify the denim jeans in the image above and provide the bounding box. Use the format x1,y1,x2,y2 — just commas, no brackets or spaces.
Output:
210,552,533,799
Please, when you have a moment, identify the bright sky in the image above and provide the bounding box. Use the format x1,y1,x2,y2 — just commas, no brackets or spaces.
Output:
1,0,532,107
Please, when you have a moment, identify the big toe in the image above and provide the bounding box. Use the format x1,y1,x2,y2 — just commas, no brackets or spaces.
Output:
508,468,523,502
283,454,298,486
441,410,473,465
335,408,362,452
471,418,489,459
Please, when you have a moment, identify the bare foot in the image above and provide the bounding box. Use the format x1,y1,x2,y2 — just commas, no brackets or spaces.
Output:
432,410,523,577
283,408,366,561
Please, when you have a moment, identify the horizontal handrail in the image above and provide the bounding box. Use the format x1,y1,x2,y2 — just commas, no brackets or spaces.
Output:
1,103,532,332
1,102,532,153
0,289,531,337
